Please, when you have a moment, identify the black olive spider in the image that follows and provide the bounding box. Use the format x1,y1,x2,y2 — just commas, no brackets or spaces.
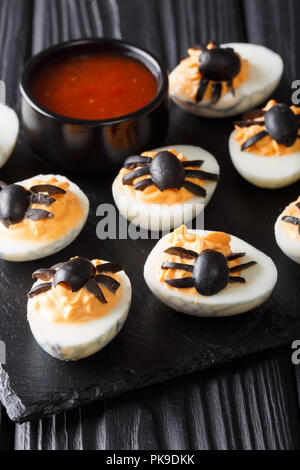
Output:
122,150,219,198
193,41,241,104
235,102,300,151
0,182,67,227
27,257,123,304
281,201,300,235
161,246,257,296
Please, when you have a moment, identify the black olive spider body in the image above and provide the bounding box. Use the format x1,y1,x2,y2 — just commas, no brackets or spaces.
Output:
195,42,241,104
27,257,123,304
161,246,257,296
0,182,66,227
281,201,300,235
235,103,300,151
122,151,219,198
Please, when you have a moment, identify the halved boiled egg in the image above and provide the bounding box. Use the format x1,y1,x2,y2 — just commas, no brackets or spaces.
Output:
27,257,132,361
112,145,219,231
275,196,300,263
0,103,19,168
169,42,283,118
229,100,300,188
144,225,277,317
0,174,89,261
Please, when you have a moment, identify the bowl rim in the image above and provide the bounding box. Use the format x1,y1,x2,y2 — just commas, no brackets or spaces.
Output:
20,37,169,126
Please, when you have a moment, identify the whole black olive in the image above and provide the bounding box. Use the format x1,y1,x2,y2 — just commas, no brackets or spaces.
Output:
150,151,185,191
264,103,299,147
193,249,229,296
199,47,241,82
0,184,29,226
53,257,96,292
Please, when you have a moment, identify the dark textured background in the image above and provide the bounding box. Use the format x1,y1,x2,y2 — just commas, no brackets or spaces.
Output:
0,0,300,450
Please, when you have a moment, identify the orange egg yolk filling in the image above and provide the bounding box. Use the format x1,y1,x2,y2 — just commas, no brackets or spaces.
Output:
159,225,242,295
30,260,122,323
0,177,83,242
234,100,300,156
169,43,249,103
119,149,205,205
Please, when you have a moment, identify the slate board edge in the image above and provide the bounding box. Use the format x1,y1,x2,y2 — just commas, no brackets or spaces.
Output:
0,333,289,423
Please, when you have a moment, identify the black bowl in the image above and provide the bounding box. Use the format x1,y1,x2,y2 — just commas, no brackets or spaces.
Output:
20,38,169,175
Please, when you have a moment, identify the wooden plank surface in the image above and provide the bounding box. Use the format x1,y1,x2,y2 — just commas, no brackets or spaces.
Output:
0,0,300,449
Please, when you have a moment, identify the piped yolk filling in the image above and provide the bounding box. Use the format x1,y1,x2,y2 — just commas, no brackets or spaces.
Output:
169,43,249,103
119,149,205,205
234,100,300,156
159,225,242,295
0,177,83,242
30,260,122,323
281,196,300,240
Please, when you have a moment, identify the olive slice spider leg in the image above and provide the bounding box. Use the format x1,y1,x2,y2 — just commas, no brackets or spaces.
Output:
282,215,300,235
196,78,209,102
122,167,150,185
96,262,123,274
234,120,265,128
32,268,56,281
185,169,219,181
229,261,257,273
29,184,66,195
242,109,265,121
226,252,246,261
165,277,195,288
229,276,246,284
182,181,207,197
281,215,300,225
161,262,194,272
227,80,235,96
27,282,52,298
51,262,66,270
133,178,153,191
182,160,204,168
164,246,198,258
241,131,268,151
211,82,222,104
85,278,107,304
29,193,56,206
25,208,54,220
123,156,152,169
93,274,120,294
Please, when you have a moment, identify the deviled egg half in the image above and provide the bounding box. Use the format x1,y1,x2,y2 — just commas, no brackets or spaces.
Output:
144,225,277,317
112,145,219,231
275,196,300,263
0,174,89,261
229,100,300,188
169,42,283,118
27,256,132,361
0,102,19,168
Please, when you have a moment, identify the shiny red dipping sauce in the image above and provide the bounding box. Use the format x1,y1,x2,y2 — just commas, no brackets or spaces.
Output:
30,52,158,120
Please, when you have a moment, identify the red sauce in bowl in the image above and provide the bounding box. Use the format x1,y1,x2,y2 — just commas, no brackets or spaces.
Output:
30,51,158,120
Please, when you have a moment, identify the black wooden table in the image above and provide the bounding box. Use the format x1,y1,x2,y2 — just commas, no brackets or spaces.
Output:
1,0,300,450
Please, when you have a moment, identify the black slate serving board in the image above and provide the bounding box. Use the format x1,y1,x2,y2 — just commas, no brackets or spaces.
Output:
1,0,300,425
1,103,300,423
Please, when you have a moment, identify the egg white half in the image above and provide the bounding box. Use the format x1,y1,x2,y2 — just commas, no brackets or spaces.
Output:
144,230,277,317
112,145,219,231
229,131,300,189
169,43,283,118
275,208,300,264
0,103,19,168
27,265,132,361
0,174,89,261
